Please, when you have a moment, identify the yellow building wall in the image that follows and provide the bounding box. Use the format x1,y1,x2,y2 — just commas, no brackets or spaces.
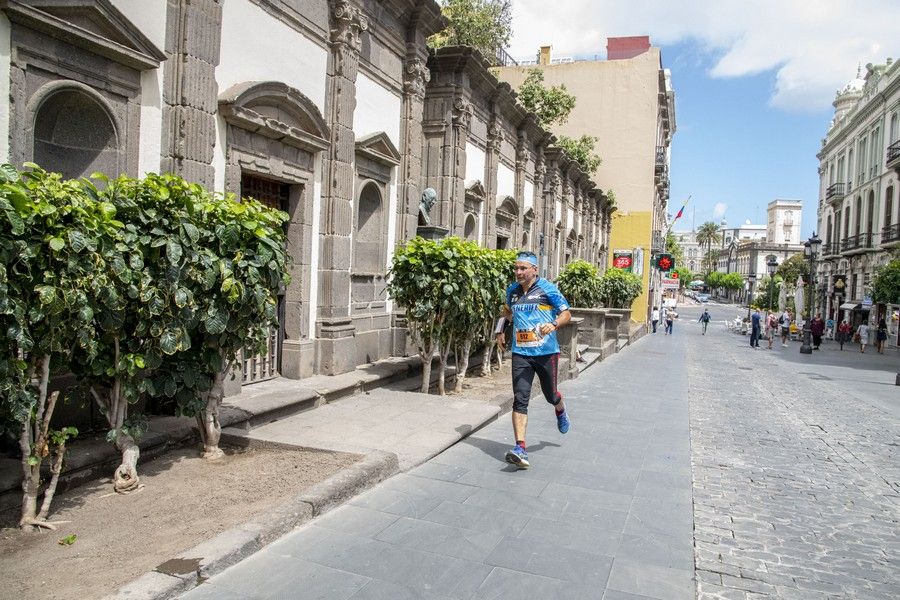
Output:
609,211,653,322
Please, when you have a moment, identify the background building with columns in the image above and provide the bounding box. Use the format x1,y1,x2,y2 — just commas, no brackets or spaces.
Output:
816,59,900,341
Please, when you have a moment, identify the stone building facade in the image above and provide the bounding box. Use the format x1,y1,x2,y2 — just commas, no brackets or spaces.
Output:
423,47,611,277
816,60,900,341
0,1,611,394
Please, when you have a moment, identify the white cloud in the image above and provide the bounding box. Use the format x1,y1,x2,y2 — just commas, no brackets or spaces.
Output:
713,202,727,219
508,0,900,111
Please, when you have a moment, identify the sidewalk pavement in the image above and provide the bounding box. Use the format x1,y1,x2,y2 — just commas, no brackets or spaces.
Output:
177,334,695,600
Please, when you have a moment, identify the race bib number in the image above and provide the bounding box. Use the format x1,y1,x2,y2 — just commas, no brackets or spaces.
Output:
515,327,545,348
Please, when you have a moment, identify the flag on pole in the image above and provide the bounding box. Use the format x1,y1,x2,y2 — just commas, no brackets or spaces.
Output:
672,195,691,223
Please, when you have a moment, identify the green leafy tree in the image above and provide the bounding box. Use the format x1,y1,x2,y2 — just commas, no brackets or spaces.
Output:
722,272,745,294
556,260,602,307
665,232,685,267
429,0,512,60
705,271,723,292
516,69,576,128
462,248,515,384
0,165,97,528
871,259,900,304
123,175,289,460
672,266,691,288
695,221,721,273
776,253,810,286
597,268,642,309
756,275,783,312
557,135,602,174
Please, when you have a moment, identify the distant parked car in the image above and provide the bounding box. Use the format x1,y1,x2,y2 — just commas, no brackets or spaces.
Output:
695,293,710,303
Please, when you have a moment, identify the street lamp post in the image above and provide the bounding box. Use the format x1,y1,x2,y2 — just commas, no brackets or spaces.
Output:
766,255,778,314
746,273,757,319
799,233,822,355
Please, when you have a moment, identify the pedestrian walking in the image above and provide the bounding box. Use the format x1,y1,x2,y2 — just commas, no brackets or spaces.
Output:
837,319,851,350
698,308,711,335
749,308,761,348
766,312,777,349
855,322,869,353
665,309,676,334
651,306,660,333
810,313,825,350
825,316,835,340
779,310,791,347
876,317,888,354
495,251,571,470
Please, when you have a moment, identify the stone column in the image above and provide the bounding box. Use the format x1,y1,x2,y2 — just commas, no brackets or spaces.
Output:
447,97,471,235
514,131,528,243
162,0,222,188
483,116,502,247
316,0,368,375
543,165,558,277
399,56,429,241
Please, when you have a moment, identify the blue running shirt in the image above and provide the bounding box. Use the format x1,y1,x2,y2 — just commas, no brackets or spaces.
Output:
505,278,570,356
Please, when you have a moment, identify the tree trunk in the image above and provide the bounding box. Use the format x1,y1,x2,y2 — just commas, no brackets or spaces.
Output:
419,349,432,393
113,432,140,494
37,438,68,520
196,366,228,460
454,338,472,393
437,335,452,396
19,356,64,529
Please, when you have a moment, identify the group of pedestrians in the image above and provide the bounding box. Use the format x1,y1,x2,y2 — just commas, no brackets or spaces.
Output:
651,305,677,335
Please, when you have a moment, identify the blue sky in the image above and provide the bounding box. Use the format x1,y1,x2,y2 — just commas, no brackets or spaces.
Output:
506,0,900,237
663,40,830,235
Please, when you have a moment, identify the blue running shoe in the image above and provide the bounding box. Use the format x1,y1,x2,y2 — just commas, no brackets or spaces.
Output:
556,409,570,434
505,446,530,469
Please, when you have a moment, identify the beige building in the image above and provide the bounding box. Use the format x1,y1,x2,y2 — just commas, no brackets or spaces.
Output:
497,37,675,322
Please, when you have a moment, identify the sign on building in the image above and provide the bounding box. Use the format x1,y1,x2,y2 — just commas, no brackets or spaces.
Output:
661,277,680,289
613,249,633,271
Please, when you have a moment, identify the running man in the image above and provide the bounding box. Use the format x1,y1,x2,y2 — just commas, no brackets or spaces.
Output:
495,251,572,469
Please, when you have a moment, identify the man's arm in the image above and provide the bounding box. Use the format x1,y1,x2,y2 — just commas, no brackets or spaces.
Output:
539,309,570,335
495,305,512,351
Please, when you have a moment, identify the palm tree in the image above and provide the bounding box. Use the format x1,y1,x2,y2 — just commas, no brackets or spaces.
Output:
695,221,722,274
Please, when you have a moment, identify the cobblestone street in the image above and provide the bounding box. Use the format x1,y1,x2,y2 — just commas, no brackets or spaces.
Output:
684,305,900,599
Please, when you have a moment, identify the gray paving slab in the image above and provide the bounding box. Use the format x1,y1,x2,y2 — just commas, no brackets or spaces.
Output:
181,329,697,599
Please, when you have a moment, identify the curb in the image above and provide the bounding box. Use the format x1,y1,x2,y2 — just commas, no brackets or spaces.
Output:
107,449,399,600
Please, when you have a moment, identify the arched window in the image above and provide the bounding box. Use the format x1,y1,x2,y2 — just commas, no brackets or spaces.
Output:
521,231,529,249
886,186,895,228
854,197,862,236
353,182,384,273
463,213,477,241
826,215,832,247
33,88,118,178
891,113,899,143
866,191,875,238
844,205,850,238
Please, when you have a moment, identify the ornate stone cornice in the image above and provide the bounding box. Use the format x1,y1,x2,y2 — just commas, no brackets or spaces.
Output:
403,57,429,99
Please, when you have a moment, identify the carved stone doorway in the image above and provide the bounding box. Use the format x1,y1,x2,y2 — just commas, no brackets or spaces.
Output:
240,174,289,384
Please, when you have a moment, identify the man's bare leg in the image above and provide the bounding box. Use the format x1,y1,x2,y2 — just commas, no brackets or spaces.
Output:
512,411,528,443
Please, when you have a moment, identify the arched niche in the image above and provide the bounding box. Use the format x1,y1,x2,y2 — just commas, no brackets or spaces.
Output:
353,181,385,273
464,213,478,241
32,85,120,179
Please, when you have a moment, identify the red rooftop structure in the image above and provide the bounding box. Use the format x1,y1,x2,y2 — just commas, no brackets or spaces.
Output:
607,36,651,60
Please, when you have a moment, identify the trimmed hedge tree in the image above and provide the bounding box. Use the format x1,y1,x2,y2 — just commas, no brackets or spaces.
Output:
556,260,602,307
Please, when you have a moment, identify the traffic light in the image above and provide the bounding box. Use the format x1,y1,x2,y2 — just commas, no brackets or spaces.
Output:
655,253,674,272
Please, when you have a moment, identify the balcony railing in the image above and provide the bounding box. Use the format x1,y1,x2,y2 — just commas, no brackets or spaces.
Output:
651,230,665,253
841,233,872,252
888,140,900,169
493,46,519,67
882,223,900,244
825,183,846,202
655,146,666,174
822,241,841,257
